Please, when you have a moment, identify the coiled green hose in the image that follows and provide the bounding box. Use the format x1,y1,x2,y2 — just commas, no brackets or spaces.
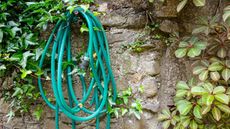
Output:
38,7,117,129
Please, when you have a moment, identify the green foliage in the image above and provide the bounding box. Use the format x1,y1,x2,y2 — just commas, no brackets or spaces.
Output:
0,0,93,121
177,0,206,12
108,86,143,120
160,9,230,129
128,41,145,53
175,36,207,58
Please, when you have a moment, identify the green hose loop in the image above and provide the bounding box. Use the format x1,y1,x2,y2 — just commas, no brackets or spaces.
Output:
38,7,117,129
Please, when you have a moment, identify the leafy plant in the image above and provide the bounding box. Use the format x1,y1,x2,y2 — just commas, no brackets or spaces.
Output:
175,37,207,58
108,86,143,120
0,0,94,122
160,8,230,129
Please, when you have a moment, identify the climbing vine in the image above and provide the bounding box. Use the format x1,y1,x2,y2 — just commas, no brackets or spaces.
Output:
0,0,93,121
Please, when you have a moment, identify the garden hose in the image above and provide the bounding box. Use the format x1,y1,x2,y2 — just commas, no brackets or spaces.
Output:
38,7,117,129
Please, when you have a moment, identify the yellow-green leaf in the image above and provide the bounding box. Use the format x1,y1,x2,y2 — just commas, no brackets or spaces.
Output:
212,107,221,121
187,48,201,58
175,48,187,58
202,82,214,93
193,66,207,75
177,0,188,12
199,70,209,81
176,90,188,97
176,81,189,90
210,71,220,81
177,100,193,115
202,95,214,106
213,86,226,94
193,105,202,119
190,120,198,129
216,104,230,114
193,0,205,6
162,120,171,129
191,86,208,95
208,62,223,71
222,68,230,82
217,48,227,58
201,105,211,115
214,94,229,104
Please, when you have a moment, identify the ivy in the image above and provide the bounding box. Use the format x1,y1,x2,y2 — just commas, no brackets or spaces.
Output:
0,0,94,122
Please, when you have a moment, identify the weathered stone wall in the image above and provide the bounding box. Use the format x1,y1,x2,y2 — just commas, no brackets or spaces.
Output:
0,0,227,129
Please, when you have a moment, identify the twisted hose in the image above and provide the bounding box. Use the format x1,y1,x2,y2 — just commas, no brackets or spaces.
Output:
38,7,117,129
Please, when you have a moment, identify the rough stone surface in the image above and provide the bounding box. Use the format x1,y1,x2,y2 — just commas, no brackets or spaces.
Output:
159,20,179,33
0,0,225,129
142,76,158,98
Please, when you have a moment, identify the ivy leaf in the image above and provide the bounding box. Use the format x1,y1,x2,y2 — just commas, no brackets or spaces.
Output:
0,65,6,70
21,69,32,79
177,0,188,12
162,120,171,129
201,105,211,115
212,107,221,121
175,48,187,58
67,5,75,14
177,100,193,115
12,87,23,97
193,0,206,6
35,68,44,76
193,66,207,75
24,33,37,47
192,26,209,35
33,107,43,120
35,48,43,61
179,41,189,47
210,72,220,81
194,41,207,50
20,51,35,68
176,81,189,90
121,108,128,116
213,86,226,94
79,4,90,12
217,48,227,58
11,26,21,37
202,82,214,93
191,86,208,95
6,110,15,123
190,120,198,129
208,62,223,71
176,90,187,97
133,110,141,120
222,68,230,82
80,24,89,33
187,48,201,58
216,104,230,114
214,94,229,104
193,105,202,119
202,94,214,106
181,117,191,127
162,108,171,118
199,70,209,81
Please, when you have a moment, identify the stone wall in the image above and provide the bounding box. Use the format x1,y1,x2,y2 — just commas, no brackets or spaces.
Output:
0,0,227,129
